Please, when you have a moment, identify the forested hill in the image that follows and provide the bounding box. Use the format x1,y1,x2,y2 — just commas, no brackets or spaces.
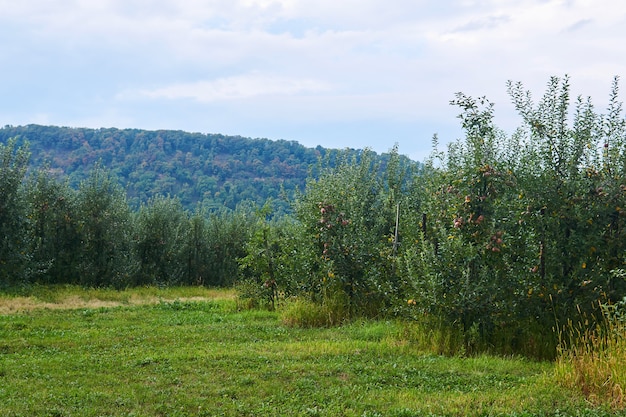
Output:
0,124,413,211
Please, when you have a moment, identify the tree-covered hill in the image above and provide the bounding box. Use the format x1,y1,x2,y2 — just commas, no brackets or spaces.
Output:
0,124,411,211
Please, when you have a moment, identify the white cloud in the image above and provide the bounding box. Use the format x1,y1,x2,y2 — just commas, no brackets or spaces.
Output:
128,74,332,102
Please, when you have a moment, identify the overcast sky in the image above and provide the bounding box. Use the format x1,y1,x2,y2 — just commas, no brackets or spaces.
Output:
1,0,624,161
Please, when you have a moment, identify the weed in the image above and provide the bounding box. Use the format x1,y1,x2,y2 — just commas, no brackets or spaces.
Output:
555,301,626,410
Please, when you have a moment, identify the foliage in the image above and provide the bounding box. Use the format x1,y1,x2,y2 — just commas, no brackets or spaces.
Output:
400,75,626,357
203,205,255,286
0,125,408,212
25,170,81,284
0,139,30,286
180,209,214,286
237,202,321,309
237,203,282,309
400,93,538,354
292,147,409,320
75,166,135,288
134,197,254,288
134,195,188,286
0,148,259,289
234,277,276,310
506,76,626,315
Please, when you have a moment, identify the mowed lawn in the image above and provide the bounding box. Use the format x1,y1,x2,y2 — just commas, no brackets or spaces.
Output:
0,287,614,416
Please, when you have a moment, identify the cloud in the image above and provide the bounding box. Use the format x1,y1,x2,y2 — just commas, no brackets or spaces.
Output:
450,14,511,33
565,18,593,32
128,74,333,102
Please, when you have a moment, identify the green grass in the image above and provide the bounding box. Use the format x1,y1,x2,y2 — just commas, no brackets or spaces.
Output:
0,287,619,416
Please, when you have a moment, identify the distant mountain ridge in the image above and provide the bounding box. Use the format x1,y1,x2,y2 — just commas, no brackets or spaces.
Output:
0,124,414,211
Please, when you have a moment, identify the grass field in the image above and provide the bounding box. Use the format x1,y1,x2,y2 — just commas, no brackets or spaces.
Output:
0,286,619,416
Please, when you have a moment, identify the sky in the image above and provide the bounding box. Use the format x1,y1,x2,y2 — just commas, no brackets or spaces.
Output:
0,0,624,161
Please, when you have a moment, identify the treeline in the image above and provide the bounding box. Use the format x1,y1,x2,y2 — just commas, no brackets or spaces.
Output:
0,144,254,288
0,125,393,212
0,137,414,290
2,76,626,358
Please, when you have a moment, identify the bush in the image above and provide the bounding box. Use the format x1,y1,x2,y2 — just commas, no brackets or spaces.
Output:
234,278,276,311
293,148,408,319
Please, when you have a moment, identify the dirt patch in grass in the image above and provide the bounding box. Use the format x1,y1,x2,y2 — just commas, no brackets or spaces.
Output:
0,289,236,315
0,297,121,314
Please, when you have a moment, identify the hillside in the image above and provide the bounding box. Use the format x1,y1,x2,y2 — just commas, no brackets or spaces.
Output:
0,125,410,211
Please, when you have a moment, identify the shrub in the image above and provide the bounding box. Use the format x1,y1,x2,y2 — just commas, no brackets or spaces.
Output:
234,278,276,311
293,148,408,319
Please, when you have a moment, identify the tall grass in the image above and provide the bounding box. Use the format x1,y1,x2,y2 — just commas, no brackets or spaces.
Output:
280,296,350,327
555,302,626,409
